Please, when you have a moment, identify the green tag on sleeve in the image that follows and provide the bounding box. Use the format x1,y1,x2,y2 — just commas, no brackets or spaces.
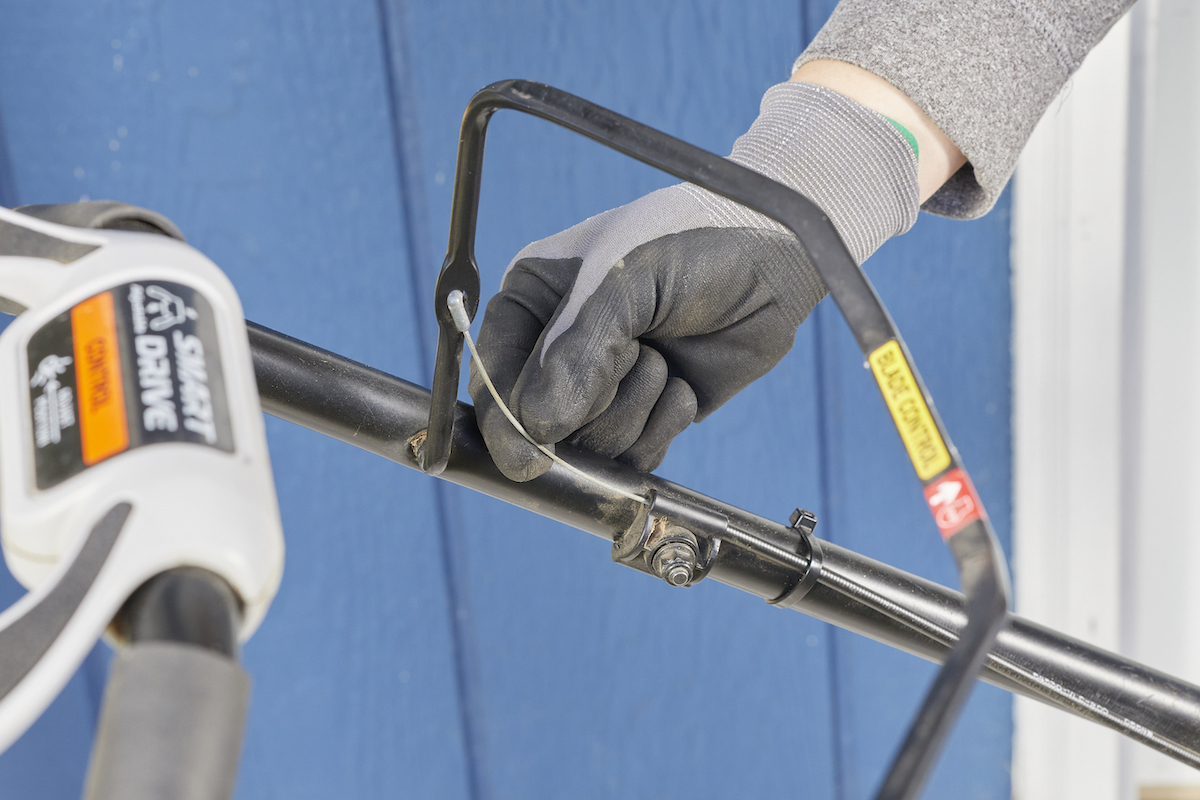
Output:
884,116,919,161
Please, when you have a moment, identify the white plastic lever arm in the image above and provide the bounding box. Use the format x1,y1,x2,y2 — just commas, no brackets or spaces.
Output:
0,207,106,311
0,503,132,751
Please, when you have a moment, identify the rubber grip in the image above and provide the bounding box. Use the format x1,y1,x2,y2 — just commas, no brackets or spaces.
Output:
84,641,249,800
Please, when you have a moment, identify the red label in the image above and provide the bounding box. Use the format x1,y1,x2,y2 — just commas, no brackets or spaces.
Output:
923,469,983,539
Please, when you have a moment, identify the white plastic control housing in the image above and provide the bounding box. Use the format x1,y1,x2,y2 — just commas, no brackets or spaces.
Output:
0,207,284,752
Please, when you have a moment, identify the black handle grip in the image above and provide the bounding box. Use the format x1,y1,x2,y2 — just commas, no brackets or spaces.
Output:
85,569,246,800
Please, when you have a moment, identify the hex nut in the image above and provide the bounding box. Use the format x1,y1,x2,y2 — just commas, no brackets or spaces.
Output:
650,541,698,587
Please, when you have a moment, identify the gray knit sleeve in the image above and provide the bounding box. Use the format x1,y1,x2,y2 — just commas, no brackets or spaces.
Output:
794,0,1136,219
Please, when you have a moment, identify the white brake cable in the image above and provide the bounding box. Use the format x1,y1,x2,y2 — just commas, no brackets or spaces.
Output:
446,290,650,506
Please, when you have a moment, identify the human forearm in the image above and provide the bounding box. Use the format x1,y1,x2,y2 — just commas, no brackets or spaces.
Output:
795,0,1137,218
792,59,965,204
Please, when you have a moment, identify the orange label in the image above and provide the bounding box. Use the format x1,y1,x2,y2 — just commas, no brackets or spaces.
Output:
71,292,129,465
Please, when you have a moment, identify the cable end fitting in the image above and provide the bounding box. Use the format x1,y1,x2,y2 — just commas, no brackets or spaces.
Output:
447,290,472,334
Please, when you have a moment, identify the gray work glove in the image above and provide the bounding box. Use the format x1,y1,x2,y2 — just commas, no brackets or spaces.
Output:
470,81,920,481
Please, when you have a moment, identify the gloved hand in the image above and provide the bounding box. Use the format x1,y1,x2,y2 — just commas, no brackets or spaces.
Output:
470,81,920,481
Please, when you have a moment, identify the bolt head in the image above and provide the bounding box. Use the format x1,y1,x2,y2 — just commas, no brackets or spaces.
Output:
666,564,691,586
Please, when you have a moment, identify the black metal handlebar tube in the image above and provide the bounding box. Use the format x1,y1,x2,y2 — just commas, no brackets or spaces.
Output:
422,79,1008,798
249,321,1200,768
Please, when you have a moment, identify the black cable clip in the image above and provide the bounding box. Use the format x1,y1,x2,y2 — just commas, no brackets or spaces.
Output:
768,508,823,608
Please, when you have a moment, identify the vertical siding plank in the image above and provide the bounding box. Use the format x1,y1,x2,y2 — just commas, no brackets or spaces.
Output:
819,209,1015,800
0,109,17,207
397,1,838,797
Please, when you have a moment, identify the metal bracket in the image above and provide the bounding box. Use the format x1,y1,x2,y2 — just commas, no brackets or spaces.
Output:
612,490,724,587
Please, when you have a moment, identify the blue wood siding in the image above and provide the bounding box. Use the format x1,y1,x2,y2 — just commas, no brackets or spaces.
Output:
0,2,1012,798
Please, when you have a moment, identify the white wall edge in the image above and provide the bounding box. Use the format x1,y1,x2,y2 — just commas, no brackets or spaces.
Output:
1010,13,1132,800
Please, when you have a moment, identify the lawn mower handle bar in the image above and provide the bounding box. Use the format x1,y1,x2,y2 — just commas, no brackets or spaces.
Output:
250,320,1200,768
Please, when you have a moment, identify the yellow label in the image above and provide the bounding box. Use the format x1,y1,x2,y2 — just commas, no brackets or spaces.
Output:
868,340,951,481
72,292,129,465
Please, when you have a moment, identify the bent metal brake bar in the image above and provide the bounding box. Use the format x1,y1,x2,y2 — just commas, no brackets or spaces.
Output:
421,79,1006,798
249,321,1200,769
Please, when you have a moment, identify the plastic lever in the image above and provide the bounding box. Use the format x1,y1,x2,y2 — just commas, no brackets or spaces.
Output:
0,503,130,752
